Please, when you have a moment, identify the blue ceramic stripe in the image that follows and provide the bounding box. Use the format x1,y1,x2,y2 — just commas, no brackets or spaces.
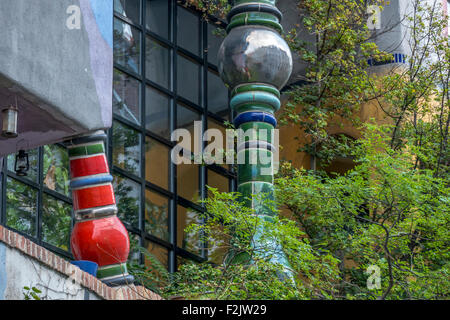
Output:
234,112,277,128
70,174,113,189
230,91,281,112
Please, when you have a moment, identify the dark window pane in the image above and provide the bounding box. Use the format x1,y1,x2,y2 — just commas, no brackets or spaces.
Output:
208,224,228,265
177,163,199,202
177,205,202,255
145,189,169,241
128,233,142,263
43,145,70,197
176,104,202,161
177,7,200,55
207,70,228,117
7,148,38,183
145,87,170,138
146,38,170,89
42,194,72,250
113,68,141,124
112,121,141,175
207,118,231,169
145,137,170,190
207,24,224,66
177,54,200,104
114,18,141,74
114,0,141,24
177,104,201,131
144,240,168,270
113,174,141,228
207,170,229,195
6,178,37,236
146,0,169,38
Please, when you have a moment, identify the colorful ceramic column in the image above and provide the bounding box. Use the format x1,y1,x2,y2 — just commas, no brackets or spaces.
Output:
65,130,133,286
218,1,293,268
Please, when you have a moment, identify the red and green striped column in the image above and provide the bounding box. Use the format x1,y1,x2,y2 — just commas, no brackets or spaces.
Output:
218,0,293,269
65,130,133,286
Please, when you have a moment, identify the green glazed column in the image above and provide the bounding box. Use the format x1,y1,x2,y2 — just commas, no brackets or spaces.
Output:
217,1,293,269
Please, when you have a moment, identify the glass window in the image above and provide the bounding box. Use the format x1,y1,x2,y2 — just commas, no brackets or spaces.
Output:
6,178,37,236
113,174,141,228
144,240,169,269
177,163,199,202
146,38,170,89
43,145,70,197
114,0,141,24
146,0,169,39
207,24,224,66
207,170,229,195
7,148,38,183
145,86,171,138
112,121,141,176
42,194,72,250
177,205,202,255
128,233,142,263
177,7,200,55
177,54,200,104
108,1,233,272
207,70,229,116
145,137,170,189
145,189,169,241
114,18,141,74
113,68,141,124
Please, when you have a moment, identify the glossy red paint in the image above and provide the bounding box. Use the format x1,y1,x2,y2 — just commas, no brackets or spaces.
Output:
70,154,109,178
70,216,130,266
72,184,116,211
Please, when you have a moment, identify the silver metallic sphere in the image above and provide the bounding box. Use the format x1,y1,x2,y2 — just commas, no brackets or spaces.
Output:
218,26,293,90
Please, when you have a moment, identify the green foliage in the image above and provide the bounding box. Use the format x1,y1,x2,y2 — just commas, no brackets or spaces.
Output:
276,124,449,299
280,0,391,164
23,286,42,300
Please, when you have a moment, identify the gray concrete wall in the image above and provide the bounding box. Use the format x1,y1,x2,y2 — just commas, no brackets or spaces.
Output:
0,0,112,157
0,242,101,300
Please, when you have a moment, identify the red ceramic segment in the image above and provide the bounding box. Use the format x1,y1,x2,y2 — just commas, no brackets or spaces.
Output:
70,155,109,178
72,184,116,211
70,216,130,266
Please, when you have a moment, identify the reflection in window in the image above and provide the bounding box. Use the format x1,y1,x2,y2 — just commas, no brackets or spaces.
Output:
145,189,169,241
6,178,37,236
43,145,70,196
207,23,224,66
207,170,229,195
207,70,229,117
113,121,141,175
113,174,141,228
7,148,38,182
113,69,141,124
177,205,202,255
114,0,141,24
128,233,142,263
144,240,168,269
145,137,170,189
146,38,170,89
177,7,200,55
42,194,72,250
145,86,171,138
177,163,199,202
114,18,141,74
177,54,200,104
146,0,169,38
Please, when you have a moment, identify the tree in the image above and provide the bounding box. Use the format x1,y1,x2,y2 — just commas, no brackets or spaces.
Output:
127,0,449,300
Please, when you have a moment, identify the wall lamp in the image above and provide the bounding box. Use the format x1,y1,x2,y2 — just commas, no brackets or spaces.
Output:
1,105,19,138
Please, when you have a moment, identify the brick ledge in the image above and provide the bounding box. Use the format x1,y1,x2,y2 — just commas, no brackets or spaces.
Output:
0,225,162,300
